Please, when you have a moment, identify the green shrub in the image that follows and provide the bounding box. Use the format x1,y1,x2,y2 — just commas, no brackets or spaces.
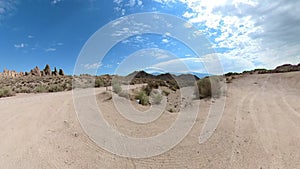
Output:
95,78,104,88
112,82,122,94
0,87,15,98
135,90,149,105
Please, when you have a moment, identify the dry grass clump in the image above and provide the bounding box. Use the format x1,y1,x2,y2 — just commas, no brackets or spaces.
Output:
112,82,122,94
34,85,48,93
0,87,15,98
150,91,163,105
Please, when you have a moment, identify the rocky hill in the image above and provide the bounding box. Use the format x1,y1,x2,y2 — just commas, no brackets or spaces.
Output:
225,63,300,76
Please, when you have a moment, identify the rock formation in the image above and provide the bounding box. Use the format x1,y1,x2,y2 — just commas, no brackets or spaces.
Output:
0,68,23,78
44,64,52,76
59,69,65,76
0,64,65,78
30,66,41,76
52,67,58,76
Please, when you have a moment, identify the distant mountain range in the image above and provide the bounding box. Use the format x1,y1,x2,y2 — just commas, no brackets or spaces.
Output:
146,71,211,79
126,70,201,81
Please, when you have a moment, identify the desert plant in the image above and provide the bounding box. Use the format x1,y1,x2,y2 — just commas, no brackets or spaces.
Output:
34,85,48,93
112,82,122,94
95,78,104,88
48,84,64,92
135,90,149,105
0,87,15,98
195,76,223,99
20,86,31,93
151,92,163,105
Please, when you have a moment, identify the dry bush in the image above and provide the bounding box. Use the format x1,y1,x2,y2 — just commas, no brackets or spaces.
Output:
0,87,15,98
150,92,163,105
48,84,64,92
112,82,122,94
34,85,48,93
95,78,104,87
195,76,223,99
20,86,31,93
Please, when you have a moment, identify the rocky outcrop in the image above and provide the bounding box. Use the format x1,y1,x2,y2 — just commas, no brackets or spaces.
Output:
0,64,65,78
0,68,23,78
44,64,52,76
274,64,300,73
59,69,65,76
30,66,41,76
52,67,58,76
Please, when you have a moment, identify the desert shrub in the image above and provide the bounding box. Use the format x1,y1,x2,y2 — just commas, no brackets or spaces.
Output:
20,86,31,93
195,76,223,99
142,85,152,96
151,92,163,105
167,80,179,91
48,84,64,92
61,82,72,91
118,90,129,99
0,87,15,98
35,85,48,93
95,78,104,88
135,90,149,105
112,82,122,94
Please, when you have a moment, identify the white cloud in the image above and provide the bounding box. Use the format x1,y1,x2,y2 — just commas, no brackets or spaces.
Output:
137,0,143,6
0,0,17,20
113,0,123,5
153,0,177,4
51,0,63,5
128,0,136,7
176,0,300,70
182,11,194,18
27,35,34,39
162,38,169,43
14,43,27,48
45,48,56,52
134,48,171,60
83,63,102,70
113,0,143,15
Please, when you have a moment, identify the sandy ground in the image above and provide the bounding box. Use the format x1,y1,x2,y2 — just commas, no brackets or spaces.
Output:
0,72,299,169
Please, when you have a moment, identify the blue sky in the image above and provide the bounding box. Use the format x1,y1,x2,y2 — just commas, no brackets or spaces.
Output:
1,0,300,75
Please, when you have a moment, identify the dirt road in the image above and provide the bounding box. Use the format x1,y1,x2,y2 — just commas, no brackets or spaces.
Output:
0,72,299,168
